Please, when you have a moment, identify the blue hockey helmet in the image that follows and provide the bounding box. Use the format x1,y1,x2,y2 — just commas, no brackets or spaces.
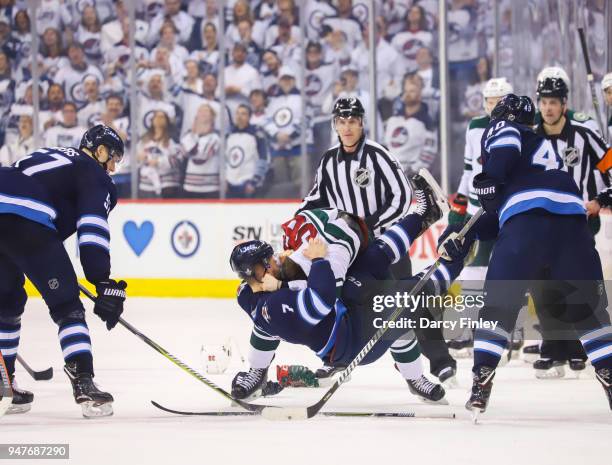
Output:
80,124,125,165
230,240,274,280
490,94,535,126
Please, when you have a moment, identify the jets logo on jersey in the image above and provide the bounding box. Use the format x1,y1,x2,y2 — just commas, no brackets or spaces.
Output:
467,89,483,113
274,108,293,128
562,146,580,167
390,126,409,148
352,4,368,24
305,74,322,97
353,167,372,188
71,74,100,105
402,38,424,60
308,10,325,32
83,37,102,60
228,146,245,168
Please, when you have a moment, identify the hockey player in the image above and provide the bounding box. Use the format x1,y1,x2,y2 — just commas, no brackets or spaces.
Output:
448,77,514,356
439,95,612,415
0,124,128,417
531,76,612,378
230,173,457,404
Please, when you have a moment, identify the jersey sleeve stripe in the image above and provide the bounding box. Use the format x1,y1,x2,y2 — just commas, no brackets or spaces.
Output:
77,215,110,233
486,135,521,152
297,290,324,325
306,289,333,318
78,233,110,251
0,193,57,219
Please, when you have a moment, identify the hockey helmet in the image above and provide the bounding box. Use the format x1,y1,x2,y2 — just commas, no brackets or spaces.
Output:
332,97,365,119
602,72,612,91
536,77,568,101
230,240,274,280
483,77,513,98
80,124,124,164
490,94,535,126
537,66,570,89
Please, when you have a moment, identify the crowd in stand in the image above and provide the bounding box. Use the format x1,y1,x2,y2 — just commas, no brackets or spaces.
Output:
1,0,601,199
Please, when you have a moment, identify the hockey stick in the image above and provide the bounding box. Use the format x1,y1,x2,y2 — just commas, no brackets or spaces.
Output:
577,27,607,142
17,355,53,381
78,284,267,413
0,353,13,417
262,210,485,420
151,401,456,419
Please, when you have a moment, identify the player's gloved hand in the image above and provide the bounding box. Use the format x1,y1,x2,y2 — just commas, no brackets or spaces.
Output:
472,173,500,214
596,187,611,209
437,223,475,262
448,193,468,224
94,279,127,330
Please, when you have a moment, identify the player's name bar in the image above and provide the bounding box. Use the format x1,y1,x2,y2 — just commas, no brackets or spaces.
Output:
0,444,69,460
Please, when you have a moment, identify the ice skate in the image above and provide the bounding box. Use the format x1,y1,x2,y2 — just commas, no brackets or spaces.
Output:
64,362,113,418
406,375,448,405
466,366,495,423
6,376,33,415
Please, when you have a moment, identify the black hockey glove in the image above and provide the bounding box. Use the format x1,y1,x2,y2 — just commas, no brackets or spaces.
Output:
437,223,475,262
596,187,612,209
472,173,500,214
94,279,127,330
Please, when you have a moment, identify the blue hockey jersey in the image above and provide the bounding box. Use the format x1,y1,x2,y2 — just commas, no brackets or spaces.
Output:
0,146,117,283
480,120,586,227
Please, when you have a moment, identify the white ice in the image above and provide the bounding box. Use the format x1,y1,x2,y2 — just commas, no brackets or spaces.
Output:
2,298,610,465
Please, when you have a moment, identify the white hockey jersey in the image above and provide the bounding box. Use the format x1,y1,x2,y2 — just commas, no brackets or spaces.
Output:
390,30,433,72
137,139,183,193
53,64,104,108
225,126,269,186
0,135,34,167
457,115,488,215
384,115,438,174
305,61,337,121
74,27,103,65
180,130,221,194
78,99,105,128
138,96,177,136
44,123,87,148
264,90,303,153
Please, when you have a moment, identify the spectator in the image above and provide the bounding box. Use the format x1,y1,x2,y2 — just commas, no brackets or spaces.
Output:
11,9,32,66
147,0,195,48
269,15,301,69
384,78,438,175
180,103,220,198
391,4,433,73
40,27,66,81
260,49,282,98
179,71,222,136
321,0,363,50
5,81,40,145
78,76,105,128
33,0,71,37
137,109,183,198
248,88,268,128
0,13,20,63
39,82,65,131
53,42,103,108
74,5,103,66
139,69,177,136
392,74,433,129
154,20,189,64
224,42,262,115
415,47,441,123
226,104,269,198
0,51,15,143
263,66,303,197
322,27,351,67
101,0,148,55
0,113,33,166
148,46,185,95
304,0,337,40
190,21,219,75
44,101,86,147
461,56,490,120
97,93,131,197
237,20,263,69
603,72,612,141
304,41,336,169
225,0,254,47
181,59,204,95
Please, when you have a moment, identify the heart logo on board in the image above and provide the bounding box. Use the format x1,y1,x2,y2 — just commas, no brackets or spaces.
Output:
123,221,154,256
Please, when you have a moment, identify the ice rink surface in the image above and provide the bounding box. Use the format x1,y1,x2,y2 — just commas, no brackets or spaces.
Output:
2,298,610,465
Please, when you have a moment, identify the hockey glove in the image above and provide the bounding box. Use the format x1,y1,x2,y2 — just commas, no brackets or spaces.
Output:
276,365,319,387
448,193,468,225
437,223,475,262
94,279,127,330
472,173,500,214
596,187,612,209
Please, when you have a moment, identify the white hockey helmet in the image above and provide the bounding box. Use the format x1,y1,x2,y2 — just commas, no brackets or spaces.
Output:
482,78,513,114
602,72,612,91
537,66,570,89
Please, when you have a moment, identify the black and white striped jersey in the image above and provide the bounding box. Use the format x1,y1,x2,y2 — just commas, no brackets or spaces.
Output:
298,137,412,236
536,115,612,202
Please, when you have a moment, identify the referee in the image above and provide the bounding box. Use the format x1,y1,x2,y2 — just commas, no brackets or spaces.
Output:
298,97,457,385
530,76,612,377
299,97,411,235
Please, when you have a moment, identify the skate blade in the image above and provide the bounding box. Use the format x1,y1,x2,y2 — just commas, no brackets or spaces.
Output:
535,366,565,379
7,403,32,415
81,401,113,418
521,353,539,364
449,348,472,359
230,389,263,407
441,375,459,389
418,396,449,406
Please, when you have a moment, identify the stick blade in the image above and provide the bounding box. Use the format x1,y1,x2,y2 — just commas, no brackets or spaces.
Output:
262,406,308,421
33,367,53,381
